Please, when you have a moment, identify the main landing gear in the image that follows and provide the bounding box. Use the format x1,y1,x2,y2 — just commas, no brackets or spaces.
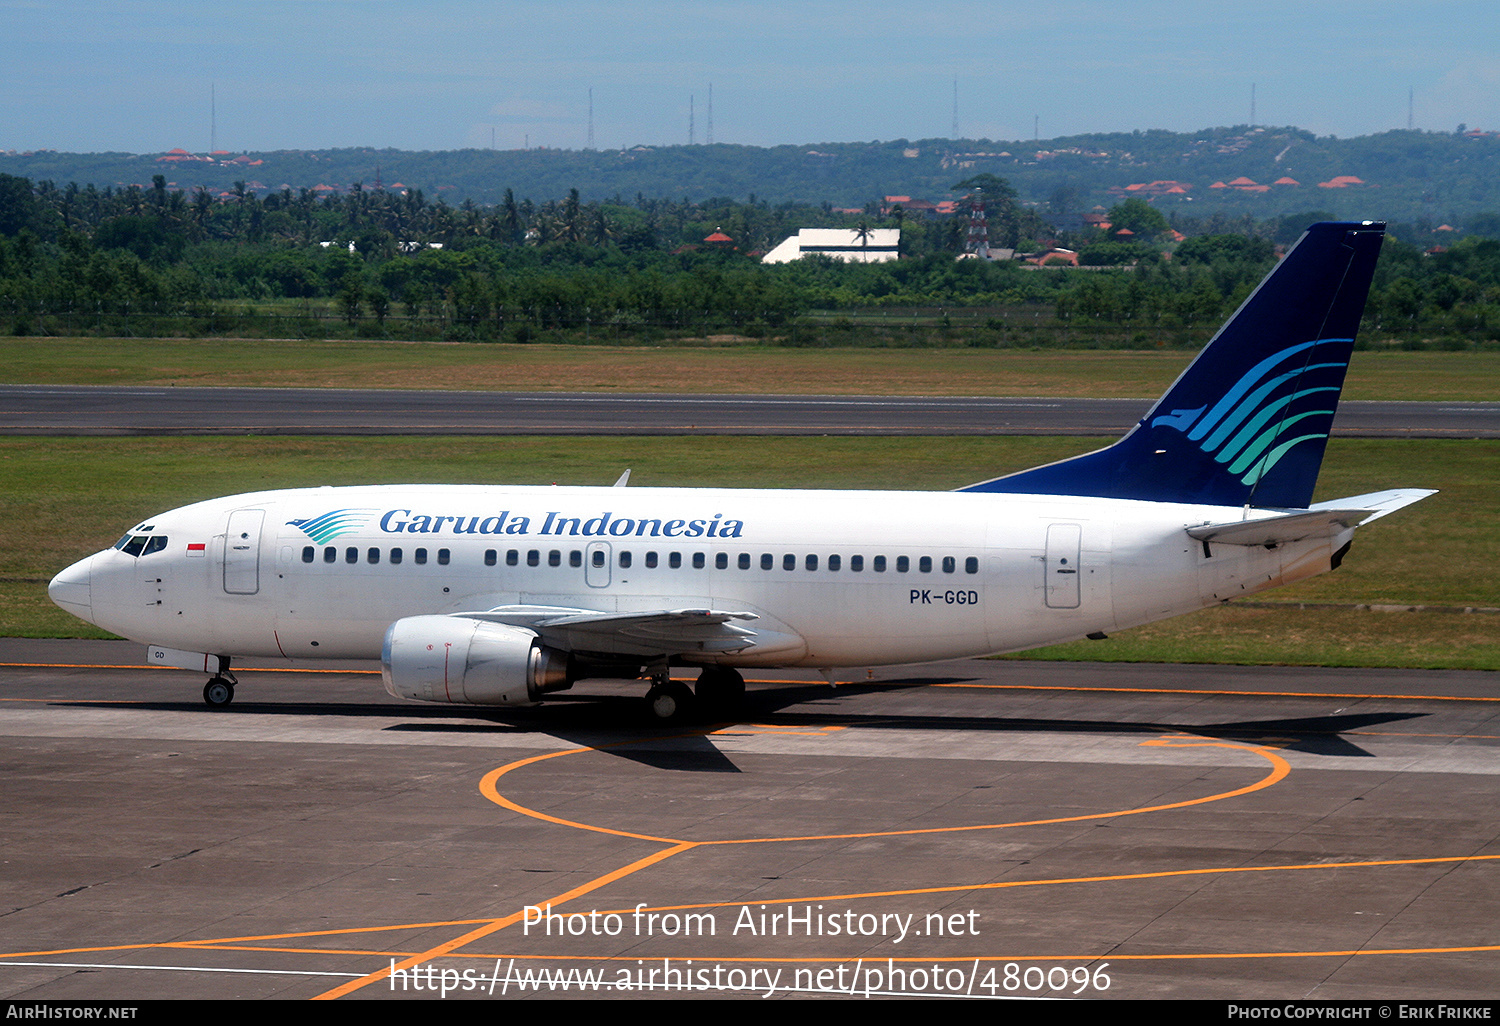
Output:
694,665,746,716
642,667,746,723
202,668,238,707
645,679,696,723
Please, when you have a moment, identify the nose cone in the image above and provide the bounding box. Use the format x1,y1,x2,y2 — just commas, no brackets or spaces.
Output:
49,555,95,622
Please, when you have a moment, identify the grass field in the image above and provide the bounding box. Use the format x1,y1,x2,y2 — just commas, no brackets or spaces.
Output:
5,434,1495,669
4,338,1500,400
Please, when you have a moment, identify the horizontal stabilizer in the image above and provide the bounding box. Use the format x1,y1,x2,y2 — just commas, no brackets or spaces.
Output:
1187,509,1373,547
1309,488,1438,525
1187,488,1435,547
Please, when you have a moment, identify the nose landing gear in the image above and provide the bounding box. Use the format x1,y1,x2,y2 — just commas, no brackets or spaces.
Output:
203,668,238,707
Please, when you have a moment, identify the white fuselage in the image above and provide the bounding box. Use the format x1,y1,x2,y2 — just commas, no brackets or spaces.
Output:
54,483,1341,670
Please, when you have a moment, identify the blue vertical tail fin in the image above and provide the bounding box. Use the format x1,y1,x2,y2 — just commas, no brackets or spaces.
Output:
960,221,1385,509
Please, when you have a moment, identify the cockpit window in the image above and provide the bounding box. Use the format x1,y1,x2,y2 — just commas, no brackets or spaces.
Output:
117,533,168,557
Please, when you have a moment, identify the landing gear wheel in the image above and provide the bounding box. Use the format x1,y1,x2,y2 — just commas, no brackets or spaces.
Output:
694,667,745,715
203,677,235,707
645,680,696,723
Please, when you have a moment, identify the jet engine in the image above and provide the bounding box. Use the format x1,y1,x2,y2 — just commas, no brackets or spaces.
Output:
381,615,571,706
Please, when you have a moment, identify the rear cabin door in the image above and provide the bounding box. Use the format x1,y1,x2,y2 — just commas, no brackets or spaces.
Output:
1044,523,1082,609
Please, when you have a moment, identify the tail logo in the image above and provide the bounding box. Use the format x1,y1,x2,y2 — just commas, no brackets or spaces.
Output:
287,508,377,544
1149,338,1349,486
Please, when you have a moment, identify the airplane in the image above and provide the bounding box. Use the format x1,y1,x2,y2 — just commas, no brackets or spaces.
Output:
48,221,1433,721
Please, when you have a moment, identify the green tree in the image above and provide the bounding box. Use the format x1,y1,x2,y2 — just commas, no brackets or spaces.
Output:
0,174,36,236
1106,198,1169,241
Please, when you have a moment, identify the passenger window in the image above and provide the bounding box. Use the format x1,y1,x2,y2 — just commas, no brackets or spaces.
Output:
805,554,818,571
345,547,358,564
760,553,773,570
390,547,403,565
828,554,841,571
619,551,632,569
547,550,560,567
850,555,864,572
714,553,726,570
873,556,887,572
527,549,539,567
302,546,315,563
323,546,336,564
965,556,979,574
671,552,683,569
484,549,497,566
506,550,518,566
942,556,955,573
592,550,605,568
570,550,582,568
919,556,931,573
782,554,795,571
645,551,658,568
896,556,909,573
738,553,751,570
367,547,380,564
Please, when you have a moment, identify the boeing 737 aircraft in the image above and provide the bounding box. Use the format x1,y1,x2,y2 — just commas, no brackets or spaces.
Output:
48,221,1432,720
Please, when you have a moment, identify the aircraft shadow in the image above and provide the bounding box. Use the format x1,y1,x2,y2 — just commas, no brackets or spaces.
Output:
66,678,1426,770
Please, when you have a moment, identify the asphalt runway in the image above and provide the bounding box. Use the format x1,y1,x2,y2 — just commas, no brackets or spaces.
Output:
3,385,1498,437
2,638,1498,1001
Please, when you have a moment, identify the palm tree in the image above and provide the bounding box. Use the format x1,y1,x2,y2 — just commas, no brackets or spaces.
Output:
852,219,874,261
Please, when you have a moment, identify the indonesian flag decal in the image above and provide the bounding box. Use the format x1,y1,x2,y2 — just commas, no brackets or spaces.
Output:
186,542,207,557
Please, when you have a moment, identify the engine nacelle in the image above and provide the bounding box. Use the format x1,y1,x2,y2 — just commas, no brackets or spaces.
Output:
381,615,570,706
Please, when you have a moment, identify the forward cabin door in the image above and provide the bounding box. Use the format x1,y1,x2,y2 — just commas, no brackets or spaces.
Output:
223,509,265,595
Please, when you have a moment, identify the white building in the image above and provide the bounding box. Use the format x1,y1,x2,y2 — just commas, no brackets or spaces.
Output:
761,228,900,264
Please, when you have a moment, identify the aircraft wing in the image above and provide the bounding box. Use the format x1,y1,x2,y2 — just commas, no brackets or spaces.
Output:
1187,488,1436,548
459,605,802,657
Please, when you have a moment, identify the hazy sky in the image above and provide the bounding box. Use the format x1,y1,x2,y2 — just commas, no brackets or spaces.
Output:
4,1,1497,153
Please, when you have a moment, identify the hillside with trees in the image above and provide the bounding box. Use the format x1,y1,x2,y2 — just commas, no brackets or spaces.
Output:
5,124,1499,226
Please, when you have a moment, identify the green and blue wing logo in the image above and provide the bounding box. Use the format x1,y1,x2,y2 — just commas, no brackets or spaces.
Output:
1149,338,1349,486
286,508,377,544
